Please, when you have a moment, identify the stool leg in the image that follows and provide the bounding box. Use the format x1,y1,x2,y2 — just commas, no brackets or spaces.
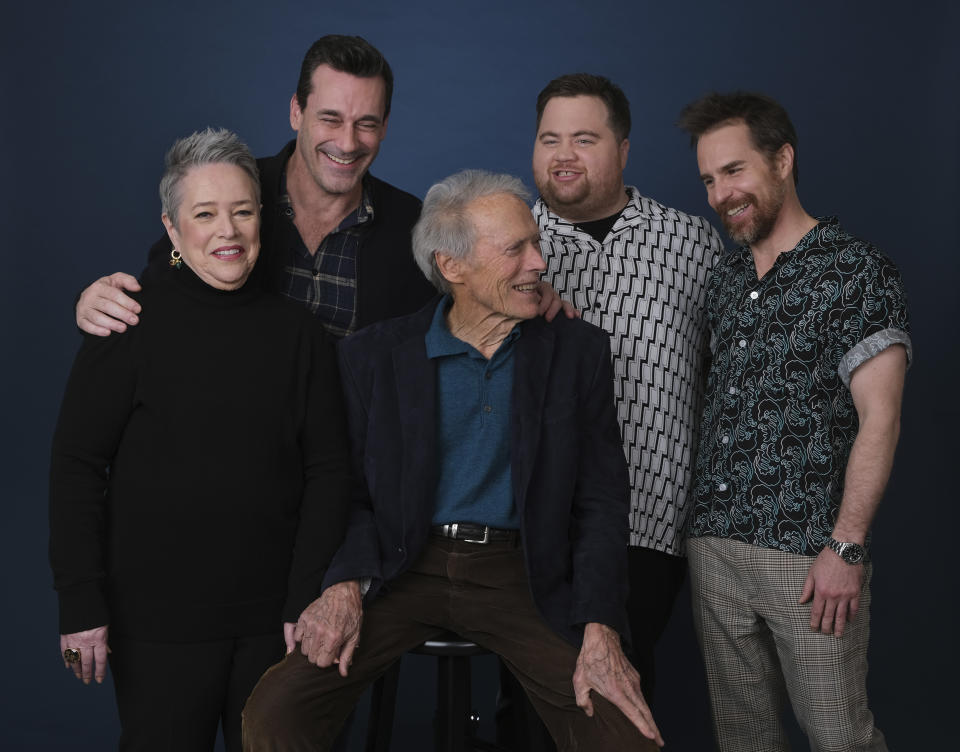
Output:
435,655,473,752
366,658,402,752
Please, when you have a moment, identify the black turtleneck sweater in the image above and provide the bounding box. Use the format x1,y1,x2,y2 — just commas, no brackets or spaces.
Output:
50,264,351,642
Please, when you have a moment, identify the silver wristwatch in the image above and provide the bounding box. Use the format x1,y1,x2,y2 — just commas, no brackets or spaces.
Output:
825,537,866,565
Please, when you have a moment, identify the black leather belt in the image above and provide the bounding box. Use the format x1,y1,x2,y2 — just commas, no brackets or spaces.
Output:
431,522,518,544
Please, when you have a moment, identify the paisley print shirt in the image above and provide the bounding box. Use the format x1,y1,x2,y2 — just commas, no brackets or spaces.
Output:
689,217,911,555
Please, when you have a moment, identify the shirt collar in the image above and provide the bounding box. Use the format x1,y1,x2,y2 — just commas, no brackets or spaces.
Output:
278,170,376,230
729,215,840,268
533,186,647,238
425,295,522,360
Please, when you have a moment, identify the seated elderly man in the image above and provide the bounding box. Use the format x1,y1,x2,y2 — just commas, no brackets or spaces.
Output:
242,170,663,751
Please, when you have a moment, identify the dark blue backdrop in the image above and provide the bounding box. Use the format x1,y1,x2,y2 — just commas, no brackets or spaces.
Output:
4,1,957,748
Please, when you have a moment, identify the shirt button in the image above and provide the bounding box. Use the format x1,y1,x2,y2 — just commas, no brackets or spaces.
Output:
284,207,294,217
738,339,747,348
728,386,737,395
313,270,321,278
594,302,601,310
483,405,492,413
721,435,729,444
717,482,728,492
750,291,759,300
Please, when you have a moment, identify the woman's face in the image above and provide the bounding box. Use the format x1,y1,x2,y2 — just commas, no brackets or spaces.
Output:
162,163,260,290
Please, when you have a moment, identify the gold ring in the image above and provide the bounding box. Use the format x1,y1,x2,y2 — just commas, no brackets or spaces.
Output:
64,648,81,664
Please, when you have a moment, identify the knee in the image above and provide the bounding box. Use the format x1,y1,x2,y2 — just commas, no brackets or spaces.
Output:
241,663,303,750
804,721,886,752
585,693,660,752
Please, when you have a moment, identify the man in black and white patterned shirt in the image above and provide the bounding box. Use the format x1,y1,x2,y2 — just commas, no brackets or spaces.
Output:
531,73,724,700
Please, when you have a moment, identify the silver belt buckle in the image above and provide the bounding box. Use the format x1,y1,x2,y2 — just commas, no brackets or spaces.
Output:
462,525,490,544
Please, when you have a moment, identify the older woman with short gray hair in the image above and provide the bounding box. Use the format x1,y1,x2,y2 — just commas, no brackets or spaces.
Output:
50,127,351,751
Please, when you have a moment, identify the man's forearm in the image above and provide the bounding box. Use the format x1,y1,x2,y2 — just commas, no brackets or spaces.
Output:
832,408,900,543
832,344,906,543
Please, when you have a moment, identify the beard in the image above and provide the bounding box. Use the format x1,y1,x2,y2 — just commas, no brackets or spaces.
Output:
536,174,626,223
718,183,785,246
536,175,589,214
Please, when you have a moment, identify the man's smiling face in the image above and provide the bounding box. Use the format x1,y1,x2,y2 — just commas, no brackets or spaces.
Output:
532,95,628,222
697,120,787,246
290,64,388,198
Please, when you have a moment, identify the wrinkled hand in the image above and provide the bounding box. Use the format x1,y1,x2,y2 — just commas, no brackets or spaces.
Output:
573,623,664,746
536,281,578,322
294,580,363,676
76,272,142,336
60,625,110,685
283,622,297,655
800,548,864,636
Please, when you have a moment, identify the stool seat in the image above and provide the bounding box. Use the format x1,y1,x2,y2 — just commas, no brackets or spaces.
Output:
413,633,489,657
366,632,512,752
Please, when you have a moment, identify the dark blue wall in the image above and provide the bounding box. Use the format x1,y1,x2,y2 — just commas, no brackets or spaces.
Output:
4,0,957,748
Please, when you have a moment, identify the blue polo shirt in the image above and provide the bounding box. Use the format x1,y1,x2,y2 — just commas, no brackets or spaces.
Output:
425,296,521,529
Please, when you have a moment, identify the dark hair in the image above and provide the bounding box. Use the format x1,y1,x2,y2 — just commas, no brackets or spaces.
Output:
536,73,631,142
677,91,799,185
295,35,394,119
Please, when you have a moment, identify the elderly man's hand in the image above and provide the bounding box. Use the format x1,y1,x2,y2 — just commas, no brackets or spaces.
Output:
293,580,363,676
573,622,664,747
76,272,142,336
536,281,578,322
60,626,110,685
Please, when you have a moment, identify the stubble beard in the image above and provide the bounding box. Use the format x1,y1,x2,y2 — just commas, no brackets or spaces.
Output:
297,136,373,199
722,184,786,247
537,175,589,216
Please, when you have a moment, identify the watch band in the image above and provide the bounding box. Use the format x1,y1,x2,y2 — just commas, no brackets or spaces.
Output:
826,537,866,565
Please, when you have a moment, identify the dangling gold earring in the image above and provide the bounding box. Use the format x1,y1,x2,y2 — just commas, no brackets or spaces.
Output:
169,249,182,269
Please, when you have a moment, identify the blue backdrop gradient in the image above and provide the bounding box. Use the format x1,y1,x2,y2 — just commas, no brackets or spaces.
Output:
3,0,956,748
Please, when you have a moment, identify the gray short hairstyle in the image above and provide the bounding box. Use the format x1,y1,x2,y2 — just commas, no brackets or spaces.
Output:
159,128,260,226
412,170,531,293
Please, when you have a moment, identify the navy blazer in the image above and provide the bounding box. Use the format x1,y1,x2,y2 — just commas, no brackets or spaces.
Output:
325,298,631,647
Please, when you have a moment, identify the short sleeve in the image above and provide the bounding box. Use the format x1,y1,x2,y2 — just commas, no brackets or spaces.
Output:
836,250,912,387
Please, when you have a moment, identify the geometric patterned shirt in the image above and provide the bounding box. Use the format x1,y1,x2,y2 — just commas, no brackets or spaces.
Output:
536,187,724,554
278,173,374,338
688,217,912,556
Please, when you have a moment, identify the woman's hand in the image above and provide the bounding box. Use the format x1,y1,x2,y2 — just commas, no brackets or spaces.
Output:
60,626,110,685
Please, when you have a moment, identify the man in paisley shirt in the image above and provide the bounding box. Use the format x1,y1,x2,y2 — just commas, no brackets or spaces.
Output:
678,92,910,751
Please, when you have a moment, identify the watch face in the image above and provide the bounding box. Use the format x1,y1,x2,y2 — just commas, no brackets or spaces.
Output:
841,544,865,564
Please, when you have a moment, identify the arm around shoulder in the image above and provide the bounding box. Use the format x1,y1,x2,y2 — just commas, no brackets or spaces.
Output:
75,272,143,336
74,232,174,336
